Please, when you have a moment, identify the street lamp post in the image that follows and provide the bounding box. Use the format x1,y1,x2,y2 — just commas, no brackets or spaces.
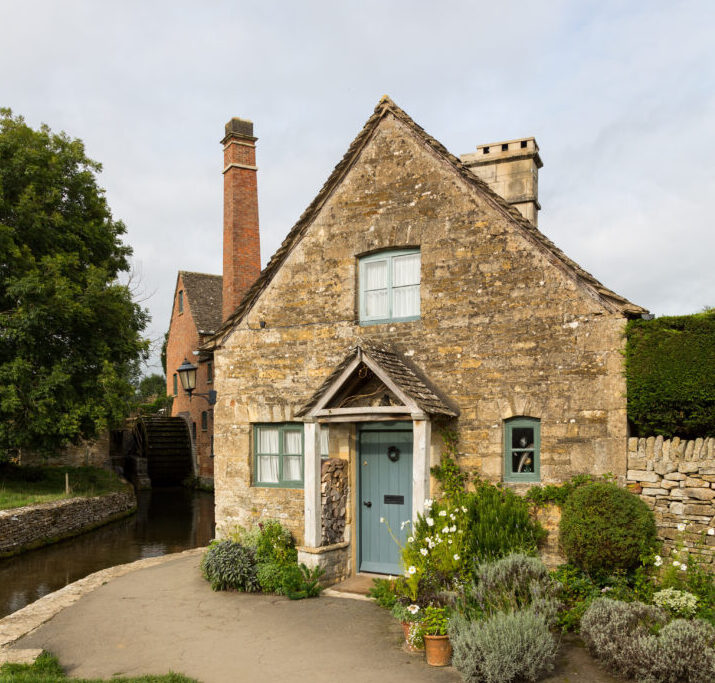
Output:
177,358,217,405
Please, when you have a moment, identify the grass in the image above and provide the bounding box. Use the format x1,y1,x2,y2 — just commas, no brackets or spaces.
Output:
0,652,198,682
0,463,128,510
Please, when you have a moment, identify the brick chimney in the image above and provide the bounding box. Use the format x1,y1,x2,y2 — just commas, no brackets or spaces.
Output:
461,138,542,226
222,117,261,321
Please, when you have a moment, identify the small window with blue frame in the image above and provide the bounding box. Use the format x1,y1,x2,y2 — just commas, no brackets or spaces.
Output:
504,417,540,482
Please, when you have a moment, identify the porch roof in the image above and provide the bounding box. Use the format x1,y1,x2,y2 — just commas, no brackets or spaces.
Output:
296,341,458,419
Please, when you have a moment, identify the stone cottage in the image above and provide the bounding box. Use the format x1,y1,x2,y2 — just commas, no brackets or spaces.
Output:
205,96,647,580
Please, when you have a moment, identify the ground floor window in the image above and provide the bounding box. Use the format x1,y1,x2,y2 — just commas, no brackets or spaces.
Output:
254,423,304,487
504,417,540,482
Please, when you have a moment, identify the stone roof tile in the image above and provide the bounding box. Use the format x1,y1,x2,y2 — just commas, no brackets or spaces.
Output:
179,271,223,335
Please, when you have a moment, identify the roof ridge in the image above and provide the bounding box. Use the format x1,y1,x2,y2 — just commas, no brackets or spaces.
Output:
179,270,222,278
205,96,645,350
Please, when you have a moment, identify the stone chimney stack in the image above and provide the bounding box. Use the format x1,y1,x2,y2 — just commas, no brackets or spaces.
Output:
461,138,542,226
222,117,261,322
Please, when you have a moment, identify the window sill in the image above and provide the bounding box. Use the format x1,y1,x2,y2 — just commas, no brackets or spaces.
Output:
359,316,420,327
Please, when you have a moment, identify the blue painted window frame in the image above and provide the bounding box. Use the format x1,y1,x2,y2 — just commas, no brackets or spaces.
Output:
253,423,304,488
504,417,540,483
359,249,421,325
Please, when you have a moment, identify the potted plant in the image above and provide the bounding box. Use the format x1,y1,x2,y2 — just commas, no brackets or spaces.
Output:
391,602,422,652
420,605,452,666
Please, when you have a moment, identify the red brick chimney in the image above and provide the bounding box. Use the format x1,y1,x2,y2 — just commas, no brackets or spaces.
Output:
221,118,261,321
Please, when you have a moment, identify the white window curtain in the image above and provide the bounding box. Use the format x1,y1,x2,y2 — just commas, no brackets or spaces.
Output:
392,253,420,318
364,259,388,318
320,425,329,458
283,431,303,481
257,427,280,483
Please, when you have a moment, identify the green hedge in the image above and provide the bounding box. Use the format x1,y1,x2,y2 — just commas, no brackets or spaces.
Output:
626,309,715,438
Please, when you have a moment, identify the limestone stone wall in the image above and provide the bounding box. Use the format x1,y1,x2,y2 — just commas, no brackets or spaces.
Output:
322,458,347,545
214,113,631,547
0,489,136,557
20,432,111,469
627,436,715,566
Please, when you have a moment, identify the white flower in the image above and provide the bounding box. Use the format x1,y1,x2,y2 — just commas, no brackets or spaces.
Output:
407,566,416,575
654,555,663,567
453,553,460,561
680,564,687,572
400,520,411,530
708,528,714,536
407,536,414,543
439,510,447,517
450,525,456,533
450,514,456,521
442,526,450,533
677,523,686,532
448,539,453,545
380,517,385,524
424,498,433,509
420,548,428,556
407,604,420,615
673,560,681,567
426,517,434,527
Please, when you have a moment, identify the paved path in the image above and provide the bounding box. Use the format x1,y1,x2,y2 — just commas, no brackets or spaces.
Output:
3,550,619,683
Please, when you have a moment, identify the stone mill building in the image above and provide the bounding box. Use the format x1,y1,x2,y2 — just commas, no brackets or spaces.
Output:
204,96,647,581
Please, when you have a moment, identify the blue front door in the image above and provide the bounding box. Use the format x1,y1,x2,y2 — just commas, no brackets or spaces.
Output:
359,425,413,574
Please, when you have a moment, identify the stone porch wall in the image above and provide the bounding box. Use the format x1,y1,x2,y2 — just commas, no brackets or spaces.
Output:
627,436,715,566
0,489,137,558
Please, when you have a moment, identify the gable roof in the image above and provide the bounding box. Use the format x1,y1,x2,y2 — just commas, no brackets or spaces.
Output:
178,271,223,335
296,340,458,418
206,96,646,350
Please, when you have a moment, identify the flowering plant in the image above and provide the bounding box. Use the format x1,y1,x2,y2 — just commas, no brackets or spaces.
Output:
399,498,469,599
653,587,698,618
391,601,422,623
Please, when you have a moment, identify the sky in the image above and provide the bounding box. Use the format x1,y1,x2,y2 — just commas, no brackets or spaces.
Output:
2,0,713,376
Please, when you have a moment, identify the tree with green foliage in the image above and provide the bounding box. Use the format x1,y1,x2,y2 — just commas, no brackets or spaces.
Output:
626,308,715,438
0,109,149,455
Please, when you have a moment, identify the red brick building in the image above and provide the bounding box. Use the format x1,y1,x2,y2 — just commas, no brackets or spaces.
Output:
165,118,262,485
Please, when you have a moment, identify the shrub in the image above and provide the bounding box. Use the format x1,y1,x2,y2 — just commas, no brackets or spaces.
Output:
580,599,667,678
465,553,559,625
256,562,287,594
559,481,657,574
633,619,715,683
582,599,715,682
463,479,547,571
659,545,715,624
367,577,399,609
200,540,259,592
281,563,325,600
626,309,715,439
449,611,558,683
653,588,699,619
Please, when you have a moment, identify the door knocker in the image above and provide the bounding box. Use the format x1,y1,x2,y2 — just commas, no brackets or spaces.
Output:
387,446,400,463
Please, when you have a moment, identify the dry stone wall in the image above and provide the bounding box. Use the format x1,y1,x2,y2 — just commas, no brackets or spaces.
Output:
0,489,136,557
627,436,715,566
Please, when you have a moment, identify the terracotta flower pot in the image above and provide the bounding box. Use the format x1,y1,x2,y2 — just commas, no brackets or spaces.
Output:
424,634,452,666
401,622,420,653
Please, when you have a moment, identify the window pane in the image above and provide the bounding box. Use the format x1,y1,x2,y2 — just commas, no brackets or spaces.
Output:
258,455,279,482
257,427,279,454
512,450,535,473
365,289,388,317
511,427,534,450
283,455,302,481
393,253,420,286
393,284,420,318
320,425,329,457
284,430,302,455
364,259,387,290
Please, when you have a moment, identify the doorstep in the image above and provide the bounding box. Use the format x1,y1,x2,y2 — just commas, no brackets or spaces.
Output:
323,572,384,601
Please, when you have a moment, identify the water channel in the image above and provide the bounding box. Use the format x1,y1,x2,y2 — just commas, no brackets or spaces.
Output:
0,488,215,619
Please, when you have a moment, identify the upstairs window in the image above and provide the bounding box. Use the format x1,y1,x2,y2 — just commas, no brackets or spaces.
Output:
172,373,178,396
359,249,420,324
201,411,208,431
206,361,213,383
178,290,184,314
504,417,540,483
254,424,304,488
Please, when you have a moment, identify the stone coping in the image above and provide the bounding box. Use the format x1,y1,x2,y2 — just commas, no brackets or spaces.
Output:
0,547,206,653
296,541,349,555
